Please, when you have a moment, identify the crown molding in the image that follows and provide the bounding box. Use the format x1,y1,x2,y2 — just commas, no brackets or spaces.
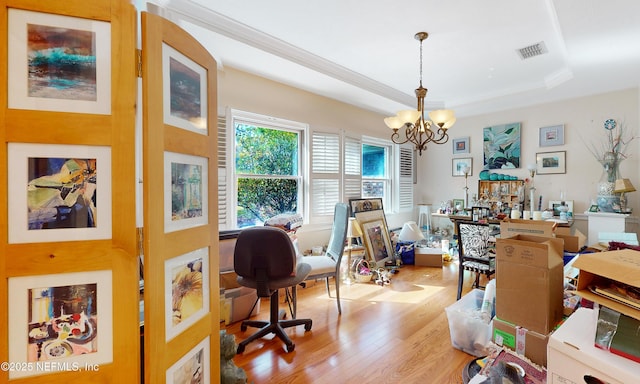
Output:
151,0,416,108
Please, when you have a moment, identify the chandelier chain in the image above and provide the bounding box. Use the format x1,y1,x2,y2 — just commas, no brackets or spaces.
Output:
384,31,456,156
419,37,423,88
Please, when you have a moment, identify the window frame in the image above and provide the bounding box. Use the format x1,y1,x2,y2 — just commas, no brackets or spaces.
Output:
228,109,308,229
219,110,414,230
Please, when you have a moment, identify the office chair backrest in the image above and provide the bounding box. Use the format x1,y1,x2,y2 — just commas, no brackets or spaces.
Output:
234,226,296,281
325,203,349,261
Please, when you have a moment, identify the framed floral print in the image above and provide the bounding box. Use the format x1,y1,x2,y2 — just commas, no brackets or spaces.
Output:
165,247,210,341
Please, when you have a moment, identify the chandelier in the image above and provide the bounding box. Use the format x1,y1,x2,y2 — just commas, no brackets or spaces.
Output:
384,32,456,155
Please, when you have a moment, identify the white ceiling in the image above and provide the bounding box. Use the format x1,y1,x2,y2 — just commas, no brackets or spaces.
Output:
147,0,640,118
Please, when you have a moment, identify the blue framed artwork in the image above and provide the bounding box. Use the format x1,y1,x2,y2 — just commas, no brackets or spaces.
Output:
483,122,521,169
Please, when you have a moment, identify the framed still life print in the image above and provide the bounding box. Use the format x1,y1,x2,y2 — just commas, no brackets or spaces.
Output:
8,270,113,379
165,247,210,341
7,143,112,244
8,9,112,114
164,151,208,233
163,43,208,135
166,336,210,384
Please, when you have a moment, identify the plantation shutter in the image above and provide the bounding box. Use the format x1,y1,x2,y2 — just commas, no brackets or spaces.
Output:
398,146,414,210
343,136,362,203
218,115,228,229
311,131,340,216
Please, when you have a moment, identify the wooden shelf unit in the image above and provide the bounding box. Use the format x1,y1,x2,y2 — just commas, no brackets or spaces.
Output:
478,179,524,208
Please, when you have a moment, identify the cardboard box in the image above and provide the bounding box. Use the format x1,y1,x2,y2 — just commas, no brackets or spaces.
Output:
225,286,260,324
220,271,260,324
555,227,587,252
499,218,555,238
414,246,443,267
573,249,640,321
495,234,564,334
500,219,585,252
548,308,640,384
219,236,237,272
492,316,550,367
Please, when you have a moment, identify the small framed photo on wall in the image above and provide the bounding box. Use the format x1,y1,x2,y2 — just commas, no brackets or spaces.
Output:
536,151,566,174
452,157,473,177
452,137,470,154
539,125,564,147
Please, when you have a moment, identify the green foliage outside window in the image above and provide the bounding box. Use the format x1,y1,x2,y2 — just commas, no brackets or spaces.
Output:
235,124,299,227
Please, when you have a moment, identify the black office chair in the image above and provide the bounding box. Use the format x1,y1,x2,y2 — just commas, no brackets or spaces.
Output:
234,226,312,353
456,220,495,300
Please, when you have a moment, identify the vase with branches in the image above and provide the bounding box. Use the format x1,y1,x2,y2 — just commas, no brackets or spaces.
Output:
586,119,638,211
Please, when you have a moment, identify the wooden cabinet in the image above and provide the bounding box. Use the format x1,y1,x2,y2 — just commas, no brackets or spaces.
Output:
478,180,524,208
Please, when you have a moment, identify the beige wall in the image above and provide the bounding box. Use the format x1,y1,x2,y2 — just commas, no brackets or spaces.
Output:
217,67,386,134
417,88,640,238
218,66,640,248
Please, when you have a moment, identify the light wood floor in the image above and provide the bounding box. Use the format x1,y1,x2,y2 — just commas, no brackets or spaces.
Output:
224,261,483,384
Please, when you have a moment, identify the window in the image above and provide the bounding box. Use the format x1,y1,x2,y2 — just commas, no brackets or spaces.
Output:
308,133,413,218
229,110,306,228
309,132,362,220
219,111,413,229
362,141,391,209
310,132,340,216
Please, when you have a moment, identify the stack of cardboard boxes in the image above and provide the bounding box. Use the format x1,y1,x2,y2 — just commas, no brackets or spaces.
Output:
491,219,586,367
546,249,640,382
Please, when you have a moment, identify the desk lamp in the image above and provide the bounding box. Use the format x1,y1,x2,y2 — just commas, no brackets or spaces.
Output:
614,178,636,213
344,218,363,285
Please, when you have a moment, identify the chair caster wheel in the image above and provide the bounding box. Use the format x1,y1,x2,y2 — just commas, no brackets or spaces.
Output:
286,343,295,353
236,344,245,354
304,322,312,331
240,324,247,332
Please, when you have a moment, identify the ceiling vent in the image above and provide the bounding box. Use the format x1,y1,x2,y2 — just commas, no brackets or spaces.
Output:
517,41,548,60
